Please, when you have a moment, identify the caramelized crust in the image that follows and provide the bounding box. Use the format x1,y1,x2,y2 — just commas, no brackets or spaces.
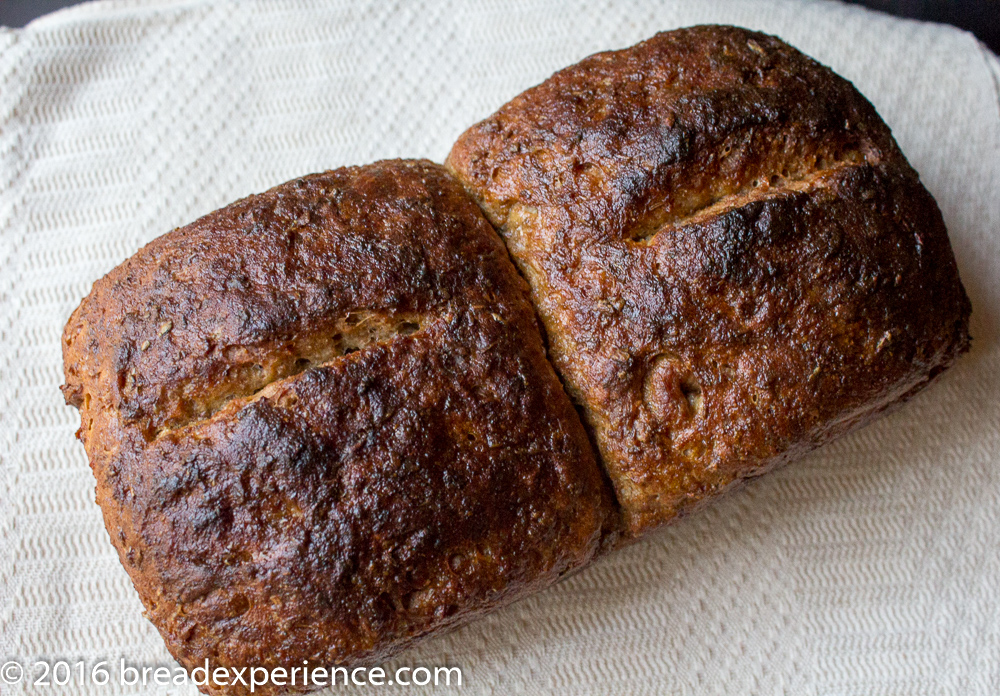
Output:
62,160,616,694
61,27,974,689
447,26,972,535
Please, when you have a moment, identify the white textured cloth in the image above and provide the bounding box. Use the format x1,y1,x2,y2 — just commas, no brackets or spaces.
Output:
2,0,999,694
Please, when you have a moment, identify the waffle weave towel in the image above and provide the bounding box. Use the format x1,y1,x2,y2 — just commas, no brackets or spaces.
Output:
2,1,999,694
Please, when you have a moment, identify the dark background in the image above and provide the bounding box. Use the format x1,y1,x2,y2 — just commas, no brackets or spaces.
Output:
0,0,998,54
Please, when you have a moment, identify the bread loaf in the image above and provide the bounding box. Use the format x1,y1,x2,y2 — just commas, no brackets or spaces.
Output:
447,25,972,536
62,160,616,694
62,25,971,695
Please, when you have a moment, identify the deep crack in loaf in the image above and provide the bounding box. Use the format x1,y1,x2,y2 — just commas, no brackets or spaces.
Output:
63,25,971,695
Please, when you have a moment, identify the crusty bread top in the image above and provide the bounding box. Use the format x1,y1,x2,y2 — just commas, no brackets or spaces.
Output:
64,159,532,439
62,160,616,693
448,26,972,535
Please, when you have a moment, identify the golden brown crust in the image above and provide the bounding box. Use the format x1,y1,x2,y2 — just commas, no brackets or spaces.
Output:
447,25,972,536
62,159,617,694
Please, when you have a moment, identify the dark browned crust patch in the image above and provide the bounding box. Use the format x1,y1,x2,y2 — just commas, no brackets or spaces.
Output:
447,25,972,535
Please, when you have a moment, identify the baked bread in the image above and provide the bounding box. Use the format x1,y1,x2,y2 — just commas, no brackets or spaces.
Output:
61,159,616,694
62,25,972,695
447,25,971,535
